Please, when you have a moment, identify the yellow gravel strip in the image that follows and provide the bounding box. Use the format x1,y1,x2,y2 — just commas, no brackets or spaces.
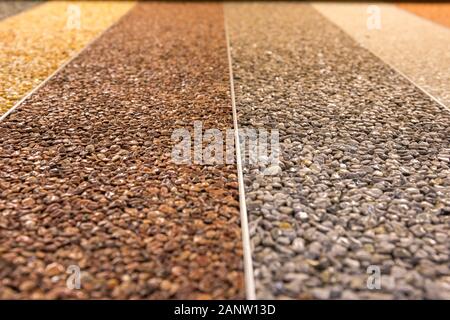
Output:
313,2,450,109
0,1,134,115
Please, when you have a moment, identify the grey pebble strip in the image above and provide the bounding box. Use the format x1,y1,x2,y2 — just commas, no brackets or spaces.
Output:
0,1,40,21
226,3,450,299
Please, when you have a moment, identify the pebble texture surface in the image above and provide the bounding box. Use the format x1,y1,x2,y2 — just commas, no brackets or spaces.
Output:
0,1,134,115
0,0,40,21
0,2,244,299
227,2,450,299
313,2,450,109
398,3,450,29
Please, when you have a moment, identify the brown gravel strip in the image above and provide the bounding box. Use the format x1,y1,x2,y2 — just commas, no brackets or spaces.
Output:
0,1,40,21
227,2,450,299
0,2,243,299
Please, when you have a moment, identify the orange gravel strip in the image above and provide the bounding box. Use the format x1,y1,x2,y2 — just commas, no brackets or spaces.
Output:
398,3,450,29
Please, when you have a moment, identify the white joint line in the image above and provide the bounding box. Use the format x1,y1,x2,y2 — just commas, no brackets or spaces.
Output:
224,7,256,301
0,3,136,123
312,5,450,115
375,57,450,115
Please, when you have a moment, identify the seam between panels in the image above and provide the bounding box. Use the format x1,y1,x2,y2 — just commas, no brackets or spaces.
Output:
223,4,257,301
395,4,450,36
0,2,137,123
311,3,450,115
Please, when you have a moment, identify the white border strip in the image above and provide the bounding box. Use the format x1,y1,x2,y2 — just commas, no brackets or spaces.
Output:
224,6,256,300
0,2,136,123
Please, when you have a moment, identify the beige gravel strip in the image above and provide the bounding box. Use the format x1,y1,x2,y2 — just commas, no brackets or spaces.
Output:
312,2,450,109
0,1,134,115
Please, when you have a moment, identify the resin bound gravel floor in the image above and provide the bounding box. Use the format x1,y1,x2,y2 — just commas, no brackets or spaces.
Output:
0,2,244,299
0,1,134,115
0,1,40,21
227,2,450,299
